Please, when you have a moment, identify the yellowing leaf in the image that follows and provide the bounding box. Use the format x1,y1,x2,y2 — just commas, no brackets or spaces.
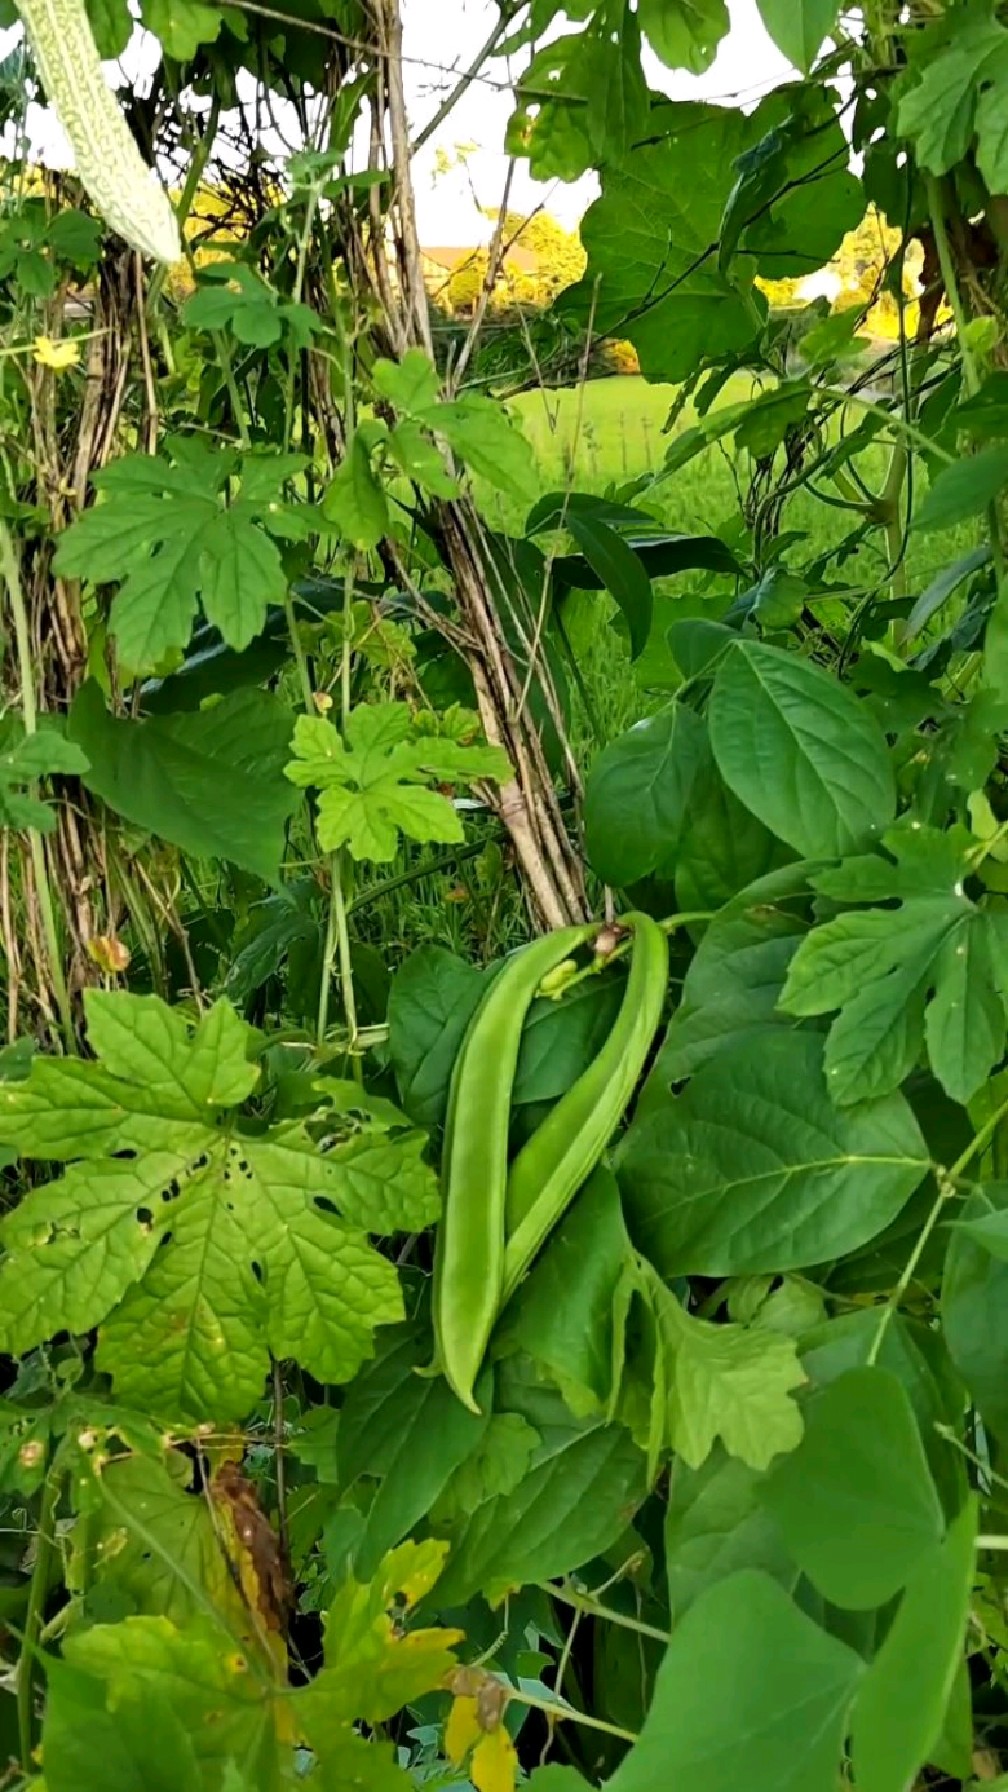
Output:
445,1695,483,1765
472,1726,519,1792
33,334,80,369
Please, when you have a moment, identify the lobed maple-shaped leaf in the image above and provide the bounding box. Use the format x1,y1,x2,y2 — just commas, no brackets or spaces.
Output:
635,1262,804,1475
897,19,1008,197
285,702,511,862
779,825,1008,1105
0,993,439,1421
53,443,303,672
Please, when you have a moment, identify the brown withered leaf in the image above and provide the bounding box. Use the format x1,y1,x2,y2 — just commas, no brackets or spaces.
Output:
211,1459,292,1637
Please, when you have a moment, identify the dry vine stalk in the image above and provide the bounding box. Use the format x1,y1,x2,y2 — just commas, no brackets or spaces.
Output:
355,0,589,929
3,240,144,1034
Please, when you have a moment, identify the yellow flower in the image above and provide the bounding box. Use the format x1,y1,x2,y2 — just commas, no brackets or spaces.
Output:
33,335,80,370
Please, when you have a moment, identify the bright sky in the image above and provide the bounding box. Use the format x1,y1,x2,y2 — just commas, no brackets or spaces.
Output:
2,0,793,245
404,0,794,242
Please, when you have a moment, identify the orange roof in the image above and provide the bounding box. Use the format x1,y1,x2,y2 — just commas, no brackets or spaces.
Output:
421,244,539,276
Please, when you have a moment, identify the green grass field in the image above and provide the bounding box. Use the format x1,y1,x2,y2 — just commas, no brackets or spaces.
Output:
490,375,978,742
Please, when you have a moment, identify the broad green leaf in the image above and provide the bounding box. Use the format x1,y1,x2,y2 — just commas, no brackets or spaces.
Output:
942,1184,1008,1443
69,680,297,884
897,20,1008,195
645,864,810,1087
709,640,896,858
565,509,653,660
141,0,224,58
955,1205,1008,1259
496,1166,632,1414
0,993,436,1420
321,436,390,550
430,1412,539,1524
617,1031,930,1276
666,1448,798,1620
372,350,534,500
372,349,442,414
955,371,1008,441
58,1615,285,1784
583,701,707,886
733,382,812,456
41,1658,205,1792
914,444,1008,532
674,737,786,914
755,0,839,71
639,0,729,72
558,101,758,381
54,446,295,671
434,395,538,503
608,1570,862,1792
86,0,133,57
644,1267,804,1471
334,1327,491,1579
387,947,486,1129
559,90,858,380
849,1500,977,1792
84,1451,252,1629
780,827,1008,1105
760,1367,944,1610
285,704,509,862
432,1402,647,1608
507,7,649,181
387,943,625,1128
0,714,88,834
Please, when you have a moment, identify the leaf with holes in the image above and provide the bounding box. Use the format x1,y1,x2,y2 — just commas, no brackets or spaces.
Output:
285,703,510,862
0,993,438,1422
779,826,1008,1105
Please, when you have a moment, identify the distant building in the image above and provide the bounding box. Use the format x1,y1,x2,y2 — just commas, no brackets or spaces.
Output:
420,242,541,314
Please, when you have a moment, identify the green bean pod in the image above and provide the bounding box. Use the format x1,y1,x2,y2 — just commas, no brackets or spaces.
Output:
434,922,598,1411
501,912,668,1305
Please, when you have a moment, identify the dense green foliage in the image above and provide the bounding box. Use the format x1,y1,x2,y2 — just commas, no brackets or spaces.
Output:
1,0,1008,1787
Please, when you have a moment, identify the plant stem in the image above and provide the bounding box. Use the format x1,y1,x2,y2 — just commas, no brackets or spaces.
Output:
19,1464,60,1772
976,1535,1008,1551
541,1582,672,1645
510,1686,637,1746
212,331,251,450
0,518,73,1047
869,1095,1008,1363
925,175,1008,641
285,588,314,712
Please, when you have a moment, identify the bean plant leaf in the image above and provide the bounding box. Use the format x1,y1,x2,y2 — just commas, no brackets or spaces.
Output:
583,701,707,886
779,826,1008,1105
646,864,811,1087
755,0,839,72
849,1500,978,1792
942,1184,1008,1444
431,1393,647,1608
639,0,729,72
665,1449,799,1620
913,445,1008,533
141,0,225,59
69,680,297,884
760,1367,945,1610
285,703,510,862
0,993,438,1421
565,509,653,660
607,1570,863,1792
617,1031,930,1277
709,640,896,858
54,445,299,672
0,714,88,834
